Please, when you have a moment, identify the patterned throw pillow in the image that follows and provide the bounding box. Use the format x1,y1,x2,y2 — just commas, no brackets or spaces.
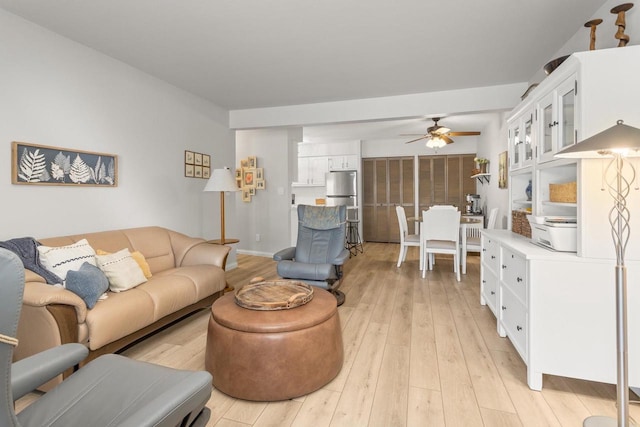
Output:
65,262,109,309
96,249,152,278
96,248,147,292
37,238,97,280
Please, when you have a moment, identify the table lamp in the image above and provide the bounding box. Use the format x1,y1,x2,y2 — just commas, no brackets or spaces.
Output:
556,120,640,427
203,167,239,244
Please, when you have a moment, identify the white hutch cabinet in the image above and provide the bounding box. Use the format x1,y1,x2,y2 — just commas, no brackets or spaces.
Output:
483,45,640,390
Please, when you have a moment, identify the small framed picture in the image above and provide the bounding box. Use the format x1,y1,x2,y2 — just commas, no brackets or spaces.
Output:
202,154,210,167
185,151,194,165
256,168,264,180
242,189,251,202
194,153,203,166
256,180,265,190
240,158,249,168
235,168,242,179
194,165,203,178
203,167,210,179
249,188,256,196
185,164,194,177
248,156,257,168
236,178,242,189
243,169,256,188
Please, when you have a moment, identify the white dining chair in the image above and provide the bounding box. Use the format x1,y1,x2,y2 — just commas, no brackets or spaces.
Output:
461,207,499,274
421,208,461,281
395,205,420,267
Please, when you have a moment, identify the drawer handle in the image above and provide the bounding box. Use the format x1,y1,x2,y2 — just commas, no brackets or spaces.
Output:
482,280,486,283
490,291,495,295
511,254,514,258
501,305,507,311
482,248,486,252
502,264,507,269
517,277,523,282
491,255,496,259
517,325,523,331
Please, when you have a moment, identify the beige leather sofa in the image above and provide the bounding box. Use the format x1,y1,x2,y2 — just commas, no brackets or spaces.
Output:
14,226,230,386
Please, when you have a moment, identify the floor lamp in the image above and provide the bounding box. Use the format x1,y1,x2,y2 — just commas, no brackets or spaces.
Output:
204,167,239,245
556,120,640,427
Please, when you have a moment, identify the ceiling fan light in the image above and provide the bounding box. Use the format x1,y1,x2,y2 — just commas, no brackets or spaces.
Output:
426,137,447,149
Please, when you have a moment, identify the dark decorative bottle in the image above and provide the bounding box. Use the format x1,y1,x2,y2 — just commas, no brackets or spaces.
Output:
525,180,532,201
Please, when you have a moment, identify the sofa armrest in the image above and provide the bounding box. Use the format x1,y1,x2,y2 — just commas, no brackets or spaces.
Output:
12,343,88,400
22,281,87,323
179,242,230,270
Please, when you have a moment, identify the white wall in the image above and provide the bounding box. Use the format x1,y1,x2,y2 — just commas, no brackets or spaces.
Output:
0,10,234,243
234,128,301,256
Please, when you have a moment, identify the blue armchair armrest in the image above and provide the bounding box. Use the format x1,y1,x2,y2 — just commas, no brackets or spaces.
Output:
273,247,296,261
330,249,350,265
12,343,88,400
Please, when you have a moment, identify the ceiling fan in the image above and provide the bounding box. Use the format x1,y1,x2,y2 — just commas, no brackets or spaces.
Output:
402,117,481,148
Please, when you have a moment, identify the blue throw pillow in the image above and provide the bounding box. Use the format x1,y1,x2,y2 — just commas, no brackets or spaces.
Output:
65,262,109,309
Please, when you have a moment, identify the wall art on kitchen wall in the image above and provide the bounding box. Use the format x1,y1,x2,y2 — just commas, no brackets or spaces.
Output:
237,156,266,202
184,150,210,179
12,141,117,187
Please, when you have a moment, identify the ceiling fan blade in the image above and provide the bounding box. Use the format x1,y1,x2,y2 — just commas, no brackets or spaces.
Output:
442,135,454,144
400,134,428,136
447,131,481,136
404,135,430,144
434,126,451,135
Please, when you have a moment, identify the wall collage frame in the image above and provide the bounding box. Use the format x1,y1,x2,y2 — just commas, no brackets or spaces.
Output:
237,156,265,202
184,150,211,179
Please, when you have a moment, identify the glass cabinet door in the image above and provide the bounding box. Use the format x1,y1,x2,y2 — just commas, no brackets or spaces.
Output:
524,113,533,164
541,96,554,158
559,80,576,150
512,126,520,167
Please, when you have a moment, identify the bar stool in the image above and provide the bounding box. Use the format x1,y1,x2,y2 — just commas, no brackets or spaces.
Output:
345,219,363,257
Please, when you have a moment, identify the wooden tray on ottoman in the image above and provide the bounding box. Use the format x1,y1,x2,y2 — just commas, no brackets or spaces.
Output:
235,280,314,310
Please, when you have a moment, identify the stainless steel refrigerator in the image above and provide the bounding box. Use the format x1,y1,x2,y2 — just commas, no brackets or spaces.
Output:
325,171,357,207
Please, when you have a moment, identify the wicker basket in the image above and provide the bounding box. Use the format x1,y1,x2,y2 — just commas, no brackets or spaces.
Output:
549,182,577,203
511,210,532,238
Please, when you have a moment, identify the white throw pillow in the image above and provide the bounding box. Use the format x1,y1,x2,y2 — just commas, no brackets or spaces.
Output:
96,248,147,292
38,238,97,280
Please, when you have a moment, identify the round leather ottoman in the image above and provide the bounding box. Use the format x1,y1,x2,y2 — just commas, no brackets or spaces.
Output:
204,288,343,401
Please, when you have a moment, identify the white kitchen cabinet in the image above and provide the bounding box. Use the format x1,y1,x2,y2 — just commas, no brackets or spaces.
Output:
328,154,358,171
296,156,329,186
481,229,640,391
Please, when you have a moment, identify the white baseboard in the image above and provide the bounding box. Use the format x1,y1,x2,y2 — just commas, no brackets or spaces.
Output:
236,249,274,258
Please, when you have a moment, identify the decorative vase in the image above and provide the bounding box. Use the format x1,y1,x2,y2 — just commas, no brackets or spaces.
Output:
526,180,532,201
480,163,487,174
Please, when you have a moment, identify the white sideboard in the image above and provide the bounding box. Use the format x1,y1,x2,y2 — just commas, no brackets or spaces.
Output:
480,229,640,390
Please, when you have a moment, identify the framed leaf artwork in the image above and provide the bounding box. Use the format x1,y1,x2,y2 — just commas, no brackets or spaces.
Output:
12,142,117,187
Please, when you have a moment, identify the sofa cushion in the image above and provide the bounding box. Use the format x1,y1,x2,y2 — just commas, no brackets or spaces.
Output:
38,238,97,280
96,249,147,292
65,262,109,309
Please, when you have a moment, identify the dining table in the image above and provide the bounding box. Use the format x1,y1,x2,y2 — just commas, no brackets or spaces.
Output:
408,215,483,272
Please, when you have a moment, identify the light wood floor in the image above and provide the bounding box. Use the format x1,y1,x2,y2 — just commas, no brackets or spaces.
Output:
18,243,640,426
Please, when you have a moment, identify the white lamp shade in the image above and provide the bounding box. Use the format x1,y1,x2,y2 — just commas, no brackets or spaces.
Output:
426,137,447,149
555,120,640,159
203,167,238,192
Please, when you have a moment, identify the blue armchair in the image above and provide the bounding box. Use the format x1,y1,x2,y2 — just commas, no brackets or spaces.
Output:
274,205,349,305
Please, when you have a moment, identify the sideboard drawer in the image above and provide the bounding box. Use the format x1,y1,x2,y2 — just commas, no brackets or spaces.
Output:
501,247,527,304
501,286,528,361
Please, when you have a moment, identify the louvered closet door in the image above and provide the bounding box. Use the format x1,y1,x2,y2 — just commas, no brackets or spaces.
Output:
419,155,476,212
362,157,414,243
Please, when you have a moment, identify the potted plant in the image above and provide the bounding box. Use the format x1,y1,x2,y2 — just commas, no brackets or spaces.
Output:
474,157,489,174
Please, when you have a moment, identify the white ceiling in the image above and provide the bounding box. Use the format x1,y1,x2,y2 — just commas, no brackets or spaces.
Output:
0,0,607,111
